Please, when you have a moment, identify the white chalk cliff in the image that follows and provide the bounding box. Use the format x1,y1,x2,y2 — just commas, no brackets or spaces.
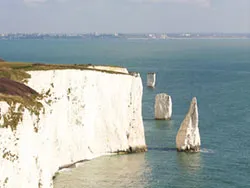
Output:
154,93,172,120
0,68,146,188
176,97,201,152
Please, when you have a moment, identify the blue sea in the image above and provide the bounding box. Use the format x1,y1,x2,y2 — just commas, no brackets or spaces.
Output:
1,39,250,188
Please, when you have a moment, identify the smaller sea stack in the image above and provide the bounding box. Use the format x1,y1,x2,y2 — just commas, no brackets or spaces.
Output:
147,72,156,88
154,93,172,120
176,97,201,152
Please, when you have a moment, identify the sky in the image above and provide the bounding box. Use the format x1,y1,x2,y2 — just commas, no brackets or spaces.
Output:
0,0,249,33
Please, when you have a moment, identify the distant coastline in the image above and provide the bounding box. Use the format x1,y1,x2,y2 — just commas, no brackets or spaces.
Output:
0,33,249,40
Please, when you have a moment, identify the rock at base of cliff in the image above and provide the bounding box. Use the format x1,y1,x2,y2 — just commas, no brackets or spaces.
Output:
154,93,172,120
176,97,201,152
116,145,148,154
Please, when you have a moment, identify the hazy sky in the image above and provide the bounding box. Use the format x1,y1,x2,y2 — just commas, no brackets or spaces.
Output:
0,0,249,33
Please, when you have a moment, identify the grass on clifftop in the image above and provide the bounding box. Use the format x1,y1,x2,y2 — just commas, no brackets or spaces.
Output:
0,62,131,83
0,62,32,83
0,61,125,70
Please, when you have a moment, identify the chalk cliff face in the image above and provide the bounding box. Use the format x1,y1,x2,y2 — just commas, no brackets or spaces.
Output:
176,97,201,152
0,69,146,188
154,93,172,120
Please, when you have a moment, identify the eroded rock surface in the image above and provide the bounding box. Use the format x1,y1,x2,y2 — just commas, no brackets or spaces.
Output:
176,97,201,152
154,93,172,120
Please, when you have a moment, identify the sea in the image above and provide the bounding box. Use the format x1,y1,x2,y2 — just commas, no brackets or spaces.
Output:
0,38,250,188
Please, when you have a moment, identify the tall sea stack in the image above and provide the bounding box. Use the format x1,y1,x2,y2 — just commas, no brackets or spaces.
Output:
176,97,201,152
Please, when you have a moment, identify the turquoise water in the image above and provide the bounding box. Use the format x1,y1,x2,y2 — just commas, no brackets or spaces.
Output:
1,39,250,187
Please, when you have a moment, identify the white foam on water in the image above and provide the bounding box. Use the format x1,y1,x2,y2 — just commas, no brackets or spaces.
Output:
200,148,215,154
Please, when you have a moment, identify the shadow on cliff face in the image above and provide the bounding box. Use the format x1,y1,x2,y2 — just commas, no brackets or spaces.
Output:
0,77,38,97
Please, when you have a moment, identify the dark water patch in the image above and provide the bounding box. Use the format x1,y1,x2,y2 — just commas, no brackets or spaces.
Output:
147,147,176,152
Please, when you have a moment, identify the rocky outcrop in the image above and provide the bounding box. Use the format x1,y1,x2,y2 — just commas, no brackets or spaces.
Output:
154,93,172,120
176,97,201,152
0,78,38,97
147,72,156,88
0,58,4,62
0,68,146,188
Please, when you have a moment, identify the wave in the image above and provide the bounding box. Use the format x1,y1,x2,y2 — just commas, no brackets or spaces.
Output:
200,148,215,154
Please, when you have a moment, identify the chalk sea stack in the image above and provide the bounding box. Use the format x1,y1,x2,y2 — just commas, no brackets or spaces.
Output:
176,97,201,152
147,72,156,88
154,93,172,120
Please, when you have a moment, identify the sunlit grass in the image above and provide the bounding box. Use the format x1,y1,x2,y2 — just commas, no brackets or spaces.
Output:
0,61,33,69
0,62,129,83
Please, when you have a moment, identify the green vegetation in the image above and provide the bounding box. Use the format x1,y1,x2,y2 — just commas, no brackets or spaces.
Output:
0,61,33,69
67,88,71,100
0,62,33,83
67,88,71,95
0,94,44,131
2,149,18,162
0,69,30,83
0,62,132,81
